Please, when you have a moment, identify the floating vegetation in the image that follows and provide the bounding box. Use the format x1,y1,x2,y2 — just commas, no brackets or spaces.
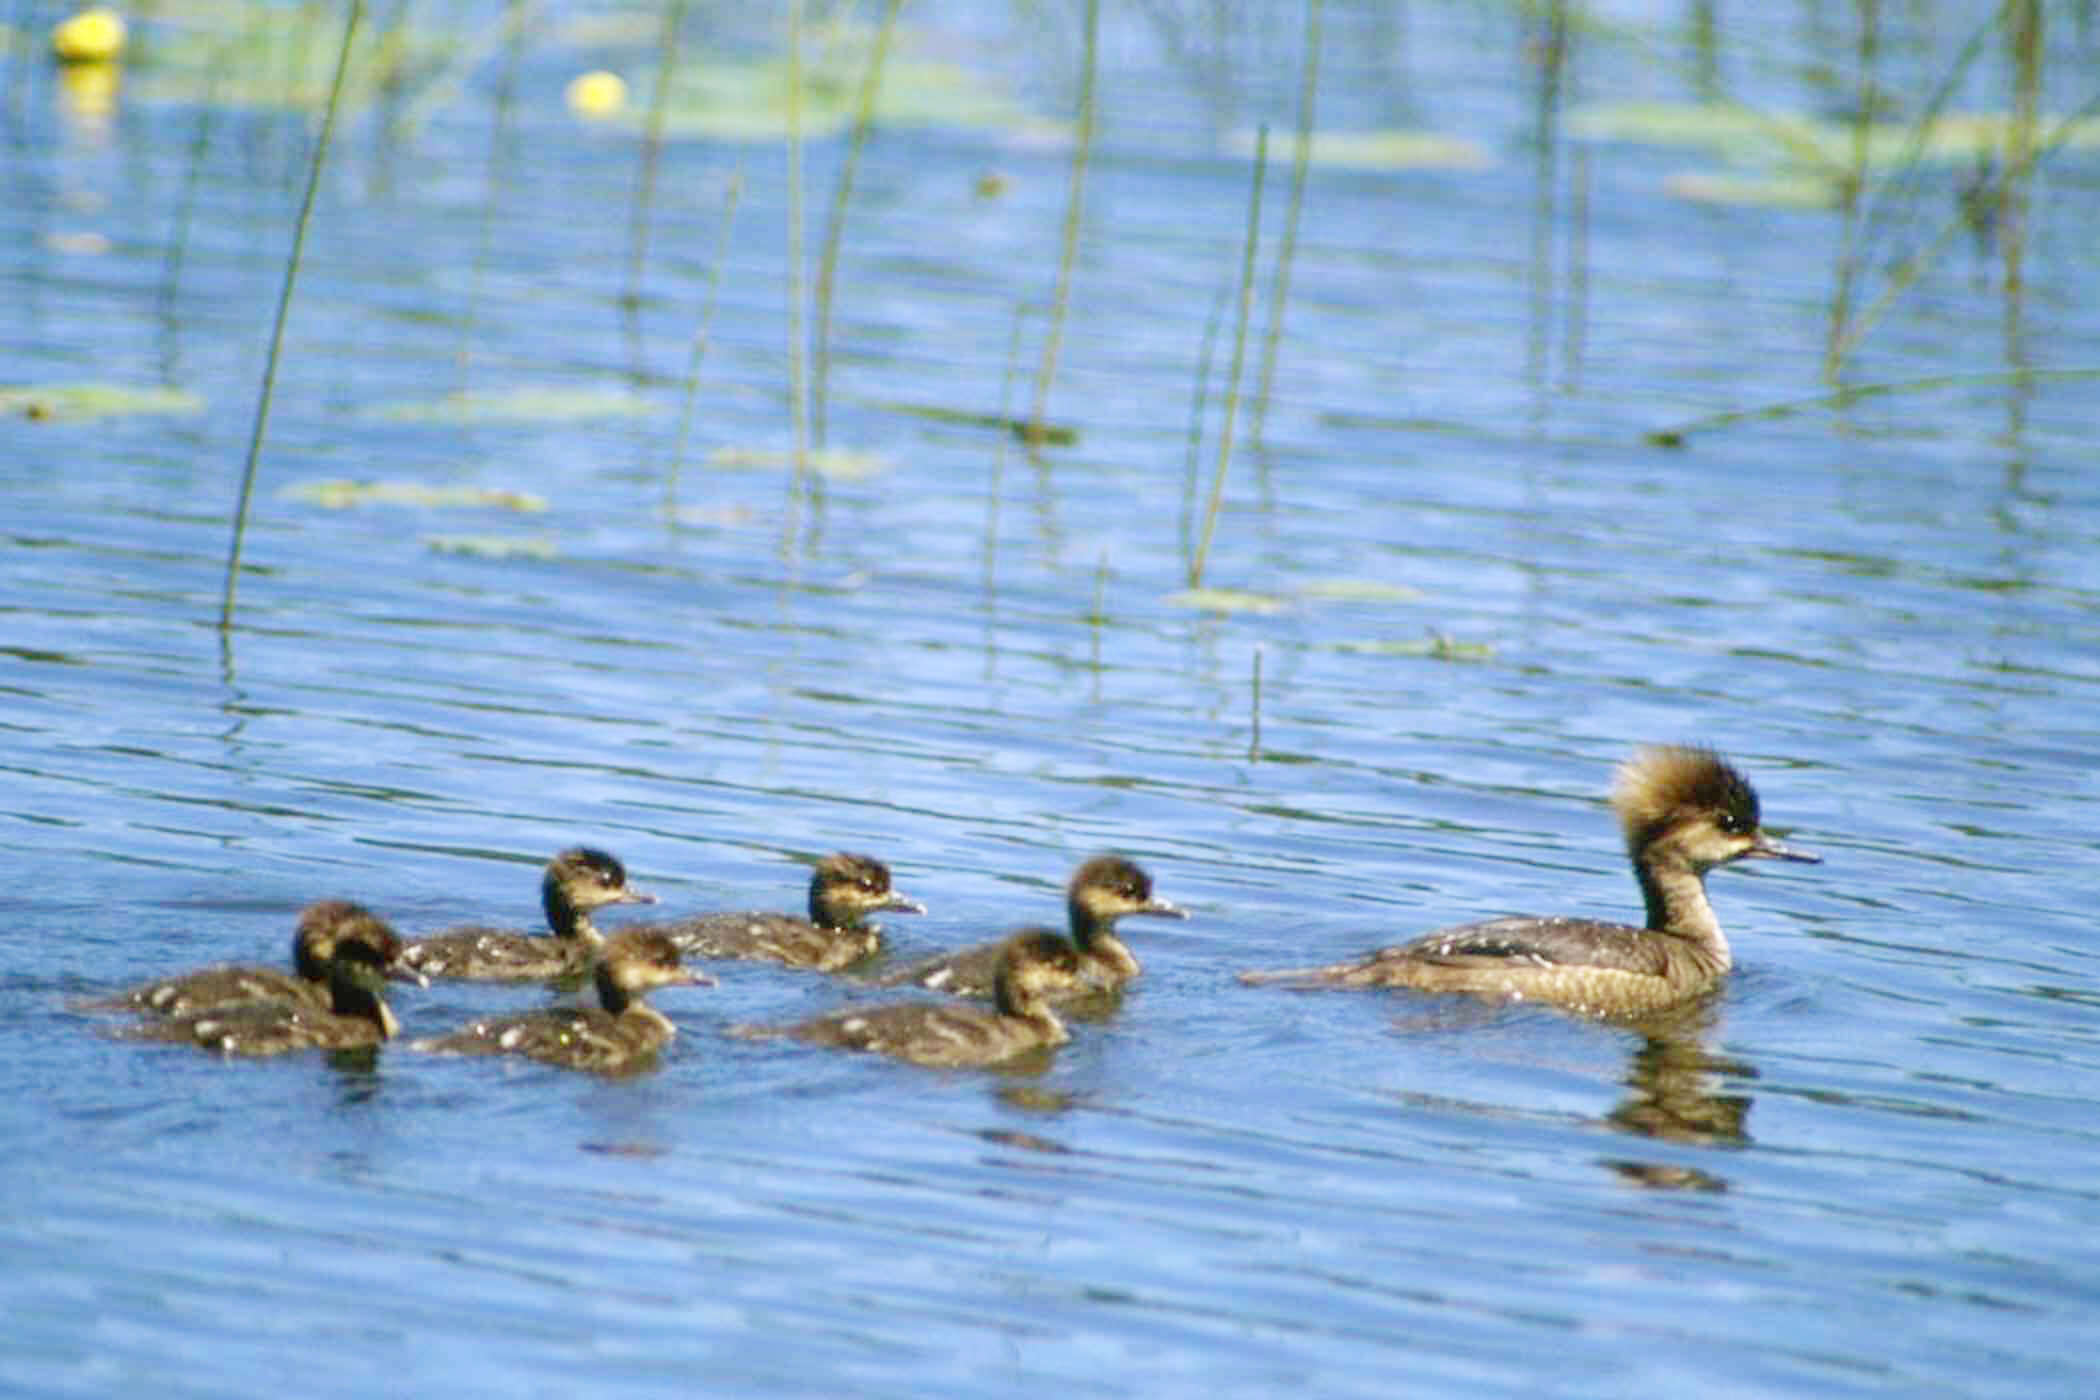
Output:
1664,172,1839,210
1297,579,1425,603
370,388,662,425
1166,588,1290,616
1335,632,1493,661
425,534,557,559
41,230,114,255
129,6,459,112
1572,101,2100,170
868,400,1079,446
0,383,202,422
281,480,547,511
1168,578,1430,615
1229,128,1491,172
617,27,1036,142
706,446,887,481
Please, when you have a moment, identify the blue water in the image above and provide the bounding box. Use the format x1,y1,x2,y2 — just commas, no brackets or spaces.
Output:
5,0,2099,1393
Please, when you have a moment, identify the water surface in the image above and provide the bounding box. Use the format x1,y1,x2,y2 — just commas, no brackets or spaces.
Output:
5,1,2099,1394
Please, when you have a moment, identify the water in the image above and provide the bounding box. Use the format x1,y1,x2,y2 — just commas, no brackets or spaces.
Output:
6,0,2100,1393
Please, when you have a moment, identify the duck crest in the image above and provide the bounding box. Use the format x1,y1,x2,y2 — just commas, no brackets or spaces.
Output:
1612,745,1759,853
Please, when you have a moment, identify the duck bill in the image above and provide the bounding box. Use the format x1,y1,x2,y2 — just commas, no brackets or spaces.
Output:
1138,897,1190,920
1746,833,1820,864
674,969,718,988
614,888,659,906
883,893,928,916
386,961,431,989
377,1001,402,1040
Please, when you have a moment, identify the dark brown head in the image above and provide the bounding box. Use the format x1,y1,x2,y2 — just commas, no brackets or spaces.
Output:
991,928,1085,1018
1612,746,1819,873
543,846,657,938
324,936,404,1039
295,900,425,988
593,929,713,1013
1067,855,1187,945
808,852,926,928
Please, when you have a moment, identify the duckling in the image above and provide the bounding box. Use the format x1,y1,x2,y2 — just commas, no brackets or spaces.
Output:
875,855,1185,999
122,910,415,1056
1239,745,1819,1016
399,846,655,981
636,852,924,972
737,928,1084,1069
78,899,424,1017
409,930,711,1073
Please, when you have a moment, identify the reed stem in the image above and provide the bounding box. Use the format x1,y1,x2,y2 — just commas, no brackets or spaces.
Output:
1822,0,1879,385
623,0,687,312
812,0,903,447
1252,0,1320,447
1027,0,1098,446
668,171,744,518
220,0,363,632
1189,127,1267,591
781,0,812,554
1181,279,1230,572
1249,645,1264,761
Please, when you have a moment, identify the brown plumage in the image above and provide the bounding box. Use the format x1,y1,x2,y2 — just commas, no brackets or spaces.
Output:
1238,746,1819,1016
399,847,656,981
120,911,416,1056
79,899,422,1017
737,929,1085,1069
874,855,1185,1000
634,852,924,972
409,930,711,1073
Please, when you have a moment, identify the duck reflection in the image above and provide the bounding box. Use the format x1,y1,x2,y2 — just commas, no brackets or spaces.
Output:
1601,999,1755,1192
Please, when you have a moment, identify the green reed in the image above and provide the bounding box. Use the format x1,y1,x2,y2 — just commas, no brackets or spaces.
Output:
667,172,745,518
220,0,363,632
782,0,813,555
1027,0,1098,447
1252,0,1321,447
1188,127,1268,591
623,0,687,313
812,0,904,448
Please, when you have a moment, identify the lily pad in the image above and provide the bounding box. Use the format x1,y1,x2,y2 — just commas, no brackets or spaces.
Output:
1165,588,1290,616
1231,128,1492,171
1296,578,1425,603
0,383,203,422
1335,634,1493,661
130,8,460,112
370,389,662,425
706,447,889,481
282,480,548,511
1664,171,1839,209
1572,100,2100,170
425,534,557,560
1570,101,1824,162
625,31,1032,142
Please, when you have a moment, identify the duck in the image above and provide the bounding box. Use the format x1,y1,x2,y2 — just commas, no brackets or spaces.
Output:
409,930,711,1073
736,928,1084,1069
635,852,923,972
874,854,1185,999
399,846,656,981
1238,745,1819,1016
79,899,424,1017
120,908,417,1056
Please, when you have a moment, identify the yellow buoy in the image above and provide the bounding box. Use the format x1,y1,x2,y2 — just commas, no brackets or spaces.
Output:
564,71,627,120
52,8,127,64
